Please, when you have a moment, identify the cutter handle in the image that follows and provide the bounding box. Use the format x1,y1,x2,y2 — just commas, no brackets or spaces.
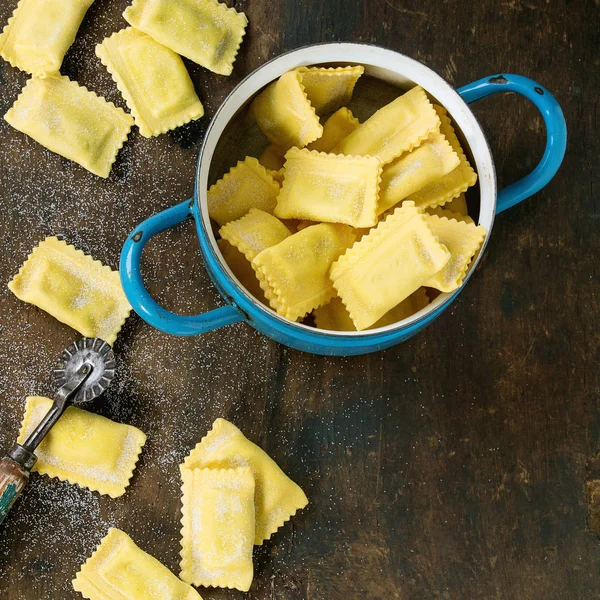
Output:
0,457,30,526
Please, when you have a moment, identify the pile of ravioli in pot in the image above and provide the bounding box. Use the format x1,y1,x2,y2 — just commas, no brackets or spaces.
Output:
212,66,486,331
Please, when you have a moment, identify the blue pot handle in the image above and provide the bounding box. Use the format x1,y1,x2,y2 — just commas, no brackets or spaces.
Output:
120,199,244,335
458,74,567,213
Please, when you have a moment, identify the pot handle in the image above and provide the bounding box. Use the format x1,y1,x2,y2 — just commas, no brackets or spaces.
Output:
458,74,567,213
120,199,244,335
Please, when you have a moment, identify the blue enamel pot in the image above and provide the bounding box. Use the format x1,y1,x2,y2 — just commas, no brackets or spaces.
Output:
120,43,567,356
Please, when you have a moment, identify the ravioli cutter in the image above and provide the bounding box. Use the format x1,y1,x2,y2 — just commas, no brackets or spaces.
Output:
0,338,115,525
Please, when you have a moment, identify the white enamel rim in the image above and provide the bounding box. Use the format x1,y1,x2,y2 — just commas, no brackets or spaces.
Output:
197,43,496,336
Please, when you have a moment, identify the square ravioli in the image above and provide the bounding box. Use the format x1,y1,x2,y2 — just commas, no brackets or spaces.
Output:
124,0,247,76
253,223,355,321
423,214,486,292
180,467,255,591
377,132,460,214
18,397,145,498
314,288,430,331
96,27,204,138
73,528,202,600
4,75,134,177
219,208,292,262
406,105,478,208
335,86,440,164
274,148,382,228
0,0,94,76
207,156,280,226
8,237,131,345
183,418,308,544
296,65,364,115
331,202,450,330
307,107,360,153
250,70,322,149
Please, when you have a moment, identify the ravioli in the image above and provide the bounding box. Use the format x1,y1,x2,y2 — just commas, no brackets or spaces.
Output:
296,65,364,115
8,237,131,345
96,27,204,137
405,105,478,208
124,0,248,75
207,157,280,226
377,132,459,214
5,75,134,178
253,223,355,321
250,70,322,149
306,107,360,153
0,0,94,76
18,397,145,498
73,528,201,600
423,214,486,292
335,86,440,164
183,418,308,544
179,467,255,591
330,202,450,330
274,147,382,228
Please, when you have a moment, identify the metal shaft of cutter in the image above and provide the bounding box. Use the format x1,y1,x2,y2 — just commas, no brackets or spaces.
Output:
20,363,93,454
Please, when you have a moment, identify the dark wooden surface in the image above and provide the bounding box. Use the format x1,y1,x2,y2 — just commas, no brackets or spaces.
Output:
0,0,598,598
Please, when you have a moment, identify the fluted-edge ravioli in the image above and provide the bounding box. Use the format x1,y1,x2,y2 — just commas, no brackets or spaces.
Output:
124,0,247,76
334,86,440,164
406,105,478,208
274,148,382,228
179,467,255,591
18,398,145,498
8,237,131,345
250,70,323,149
207,156,280,226
4,75,134,178
0,0,94,76
423,214,486,292
331,202,450,330
314,288,430,332
296,65,364,115
377,132,460,214
219,208,292,262
96,27,204,138
307,107,360,153
73,528,202,600
184,418,308,544
253,223,356,321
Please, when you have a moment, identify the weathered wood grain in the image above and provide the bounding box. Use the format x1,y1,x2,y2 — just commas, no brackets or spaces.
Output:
0,0,598,598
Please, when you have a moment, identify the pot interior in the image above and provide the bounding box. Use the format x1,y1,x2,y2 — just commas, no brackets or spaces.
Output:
202,53,492,336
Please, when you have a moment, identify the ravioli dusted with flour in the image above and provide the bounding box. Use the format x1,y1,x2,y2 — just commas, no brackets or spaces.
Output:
18,397,145,498
73,528,201,599
5,76,133,178
8,237,131,345
183,418,308,544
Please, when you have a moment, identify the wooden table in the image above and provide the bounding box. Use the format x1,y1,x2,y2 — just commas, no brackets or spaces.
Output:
0,0,597,598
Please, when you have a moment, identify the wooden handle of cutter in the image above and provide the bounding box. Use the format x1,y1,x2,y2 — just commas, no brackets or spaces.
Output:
0,457,29,525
